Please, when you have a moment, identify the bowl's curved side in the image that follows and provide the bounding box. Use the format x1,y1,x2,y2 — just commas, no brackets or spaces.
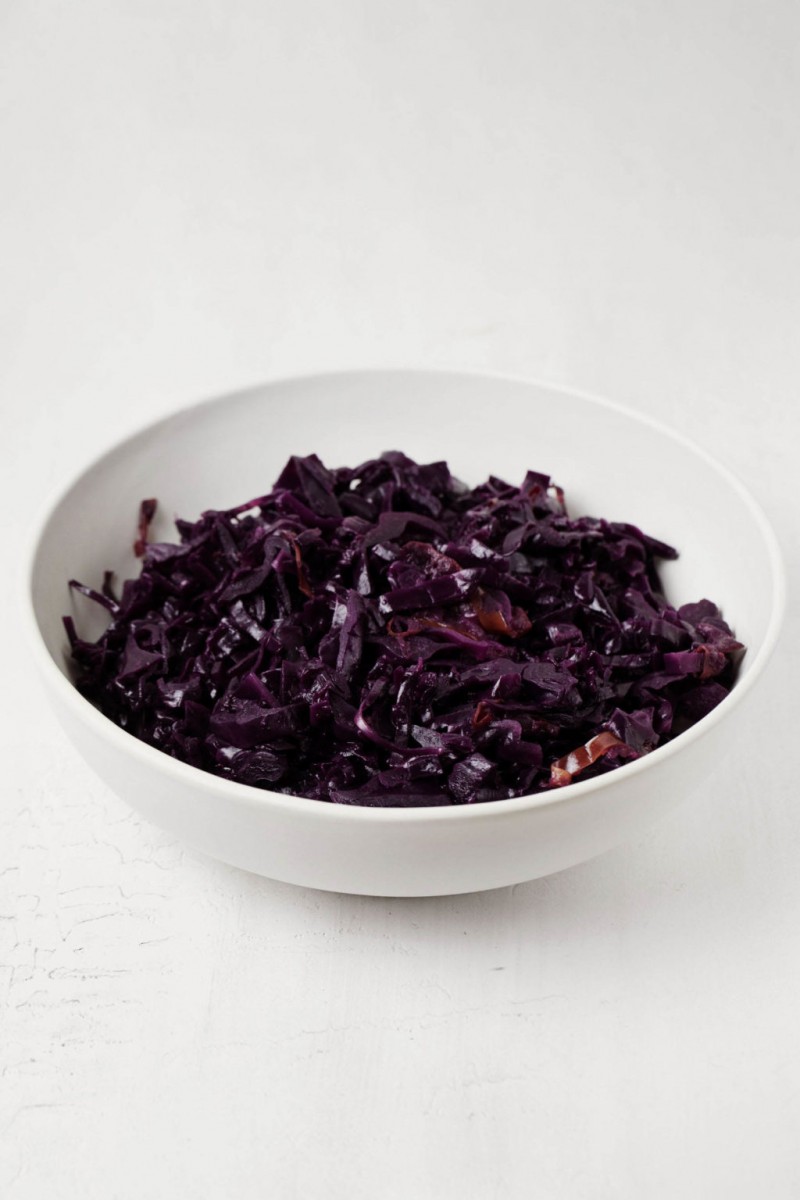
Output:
22,369,786,894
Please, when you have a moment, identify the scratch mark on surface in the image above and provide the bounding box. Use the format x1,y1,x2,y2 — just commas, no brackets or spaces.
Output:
69,913,127,929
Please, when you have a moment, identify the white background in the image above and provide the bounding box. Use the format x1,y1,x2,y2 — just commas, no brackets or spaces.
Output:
2,2,799,1197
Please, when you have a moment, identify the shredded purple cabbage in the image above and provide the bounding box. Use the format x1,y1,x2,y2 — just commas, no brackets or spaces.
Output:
64,451,744,807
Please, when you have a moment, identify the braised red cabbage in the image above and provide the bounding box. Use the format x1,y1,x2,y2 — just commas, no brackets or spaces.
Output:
64,452,743,807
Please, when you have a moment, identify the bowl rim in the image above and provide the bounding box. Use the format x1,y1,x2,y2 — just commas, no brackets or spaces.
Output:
22,366,787,824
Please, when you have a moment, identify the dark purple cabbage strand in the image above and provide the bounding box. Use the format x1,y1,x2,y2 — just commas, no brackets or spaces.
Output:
64,451,744,807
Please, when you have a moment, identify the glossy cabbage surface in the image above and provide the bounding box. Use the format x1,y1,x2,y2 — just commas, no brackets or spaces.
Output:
65,452,743,806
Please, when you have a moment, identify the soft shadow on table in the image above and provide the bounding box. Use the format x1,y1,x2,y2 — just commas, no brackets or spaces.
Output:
191,793,786,962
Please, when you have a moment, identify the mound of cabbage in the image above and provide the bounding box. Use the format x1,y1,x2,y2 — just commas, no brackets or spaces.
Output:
66,452,743,807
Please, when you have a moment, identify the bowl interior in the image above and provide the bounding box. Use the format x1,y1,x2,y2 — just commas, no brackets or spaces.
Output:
31,372,777,703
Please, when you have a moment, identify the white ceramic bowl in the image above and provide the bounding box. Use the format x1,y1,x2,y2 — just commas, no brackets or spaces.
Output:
25,370,785,895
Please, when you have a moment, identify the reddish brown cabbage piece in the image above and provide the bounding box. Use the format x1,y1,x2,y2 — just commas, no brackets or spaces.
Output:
64,451,744,806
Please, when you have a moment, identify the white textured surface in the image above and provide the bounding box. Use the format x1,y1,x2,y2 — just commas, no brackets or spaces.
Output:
2,2,799,1197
